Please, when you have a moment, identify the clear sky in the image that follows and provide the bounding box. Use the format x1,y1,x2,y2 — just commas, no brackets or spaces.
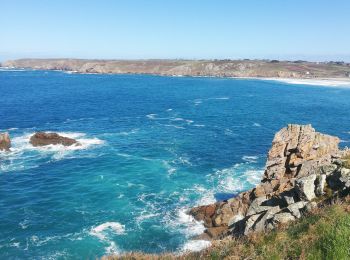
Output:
1,0,350,61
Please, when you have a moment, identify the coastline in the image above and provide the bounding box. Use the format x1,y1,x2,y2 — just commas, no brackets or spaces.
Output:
255,77,350,87
2,65,350,88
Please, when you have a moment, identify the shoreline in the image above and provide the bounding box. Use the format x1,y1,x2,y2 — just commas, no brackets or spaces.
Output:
2,66,350,88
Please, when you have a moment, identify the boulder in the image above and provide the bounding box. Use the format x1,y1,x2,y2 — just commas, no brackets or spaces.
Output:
295,174,317,201
29,132,78,147
287,201,307,218
272,212,295,225
0,132,11,151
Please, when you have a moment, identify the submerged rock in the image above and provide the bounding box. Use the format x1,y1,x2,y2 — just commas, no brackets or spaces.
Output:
190,124,348,238
0,132,11,151
29,132,78,147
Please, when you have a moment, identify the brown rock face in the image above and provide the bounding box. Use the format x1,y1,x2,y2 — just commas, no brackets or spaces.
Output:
264,124,339,181
29,132,78,147
0,132,11,151
190,124,343,238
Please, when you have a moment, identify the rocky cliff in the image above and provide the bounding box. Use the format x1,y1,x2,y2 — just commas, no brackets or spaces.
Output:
3,59,350,79
190,124,350,239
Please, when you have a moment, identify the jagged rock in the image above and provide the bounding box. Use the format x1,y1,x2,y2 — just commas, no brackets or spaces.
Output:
189,124,347,240
295,174,317,201
205,227,228,239
244,213,263,235
29,132,78,147
246,196,270,216
287,201,307,218
315,175,327,196
0,132,11,151
327,168,350,191
264,124,339,181
318,164,338,175
339,168,350,189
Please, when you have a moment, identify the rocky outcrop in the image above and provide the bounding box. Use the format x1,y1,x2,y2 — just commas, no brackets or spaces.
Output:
190,124,350,239
0,132,11,151
30,132,78,147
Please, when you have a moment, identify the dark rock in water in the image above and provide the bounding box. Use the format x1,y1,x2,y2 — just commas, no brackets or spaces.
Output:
0,132,11,151
29,132,78,147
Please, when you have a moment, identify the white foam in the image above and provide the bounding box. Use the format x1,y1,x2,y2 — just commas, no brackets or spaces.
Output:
180,240,211,253
245,170,263,186
146,114,157,119
0,132,104,173
242,155,258,163
253,123,261,127
211,97,230,100
261,77,350,87
90,222,125,240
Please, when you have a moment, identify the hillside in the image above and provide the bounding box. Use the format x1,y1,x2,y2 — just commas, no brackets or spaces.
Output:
3,59,350,79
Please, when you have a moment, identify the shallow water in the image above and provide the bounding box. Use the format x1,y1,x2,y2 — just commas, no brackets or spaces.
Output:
1,70,350,259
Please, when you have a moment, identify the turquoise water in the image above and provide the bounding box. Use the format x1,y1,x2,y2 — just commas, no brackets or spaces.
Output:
1,69,350,259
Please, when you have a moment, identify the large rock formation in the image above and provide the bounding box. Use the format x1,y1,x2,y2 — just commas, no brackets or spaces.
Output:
30,132,78,147
0,132,11,151
190,124,349,239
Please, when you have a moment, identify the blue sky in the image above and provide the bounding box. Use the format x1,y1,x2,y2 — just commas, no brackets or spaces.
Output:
1,0,350,61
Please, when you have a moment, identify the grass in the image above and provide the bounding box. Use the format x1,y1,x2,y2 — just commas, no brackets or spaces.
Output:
342,154,350,169
106,198,350,260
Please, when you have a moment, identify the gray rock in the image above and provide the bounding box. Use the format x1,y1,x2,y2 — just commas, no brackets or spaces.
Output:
0,132,11,151
319,164,338,175
253,206,281,232
244,213,263,235
315,174,327,196
283,195,295,205
246,196,270,216
339,168,350,189
272,212,296,224
295,174,317,201
287,201,307,218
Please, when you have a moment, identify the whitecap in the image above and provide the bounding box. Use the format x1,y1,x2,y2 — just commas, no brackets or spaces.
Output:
253,122,261,127
211,97,230,100
171,117,185,121
242,155,258,163
163,124,185,129
90,222,126,240
146,114,157,119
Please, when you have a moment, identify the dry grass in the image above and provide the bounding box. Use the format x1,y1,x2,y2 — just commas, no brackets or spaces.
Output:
342,154,350,169
105,198,350,260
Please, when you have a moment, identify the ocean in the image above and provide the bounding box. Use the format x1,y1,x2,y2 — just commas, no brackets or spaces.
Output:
1,69,350,259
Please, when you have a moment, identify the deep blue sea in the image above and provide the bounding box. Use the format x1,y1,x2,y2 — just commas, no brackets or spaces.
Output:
1,69,350,259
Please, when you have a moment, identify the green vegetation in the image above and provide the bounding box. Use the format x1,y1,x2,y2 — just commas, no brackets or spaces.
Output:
109,199,350,260
342,154,350,169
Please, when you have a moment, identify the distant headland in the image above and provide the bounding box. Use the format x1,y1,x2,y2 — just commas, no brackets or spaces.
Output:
2,59,350,83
